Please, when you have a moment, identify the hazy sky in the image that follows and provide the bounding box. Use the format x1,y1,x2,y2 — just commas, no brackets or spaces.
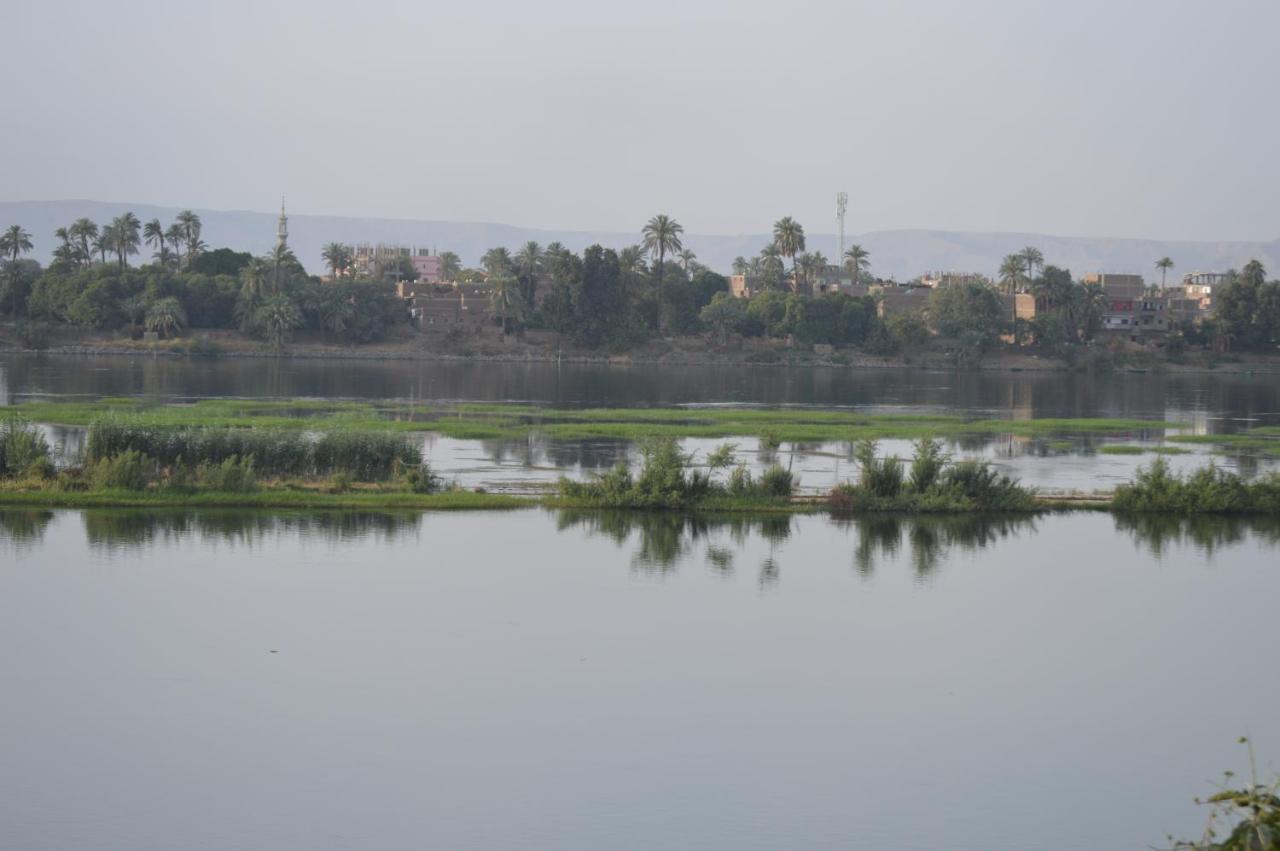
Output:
5,0,1278,241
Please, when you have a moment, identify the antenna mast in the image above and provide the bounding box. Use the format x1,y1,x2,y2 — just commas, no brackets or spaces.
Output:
836,191,848,261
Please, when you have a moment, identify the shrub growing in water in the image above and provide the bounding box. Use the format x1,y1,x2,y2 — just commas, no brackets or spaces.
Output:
195,455,258,493
86,419,421,481
0,417,53,479
1113,458,1280,514
559,438,794,508
91,450,152,491
830,440,1036,513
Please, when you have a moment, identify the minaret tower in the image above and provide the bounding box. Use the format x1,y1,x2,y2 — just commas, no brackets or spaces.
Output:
276,197,289,251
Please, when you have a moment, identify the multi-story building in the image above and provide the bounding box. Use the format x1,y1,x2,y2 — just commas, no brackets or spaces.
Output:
1181,271,1225,310
1084,273,1168,336
353,244,446,283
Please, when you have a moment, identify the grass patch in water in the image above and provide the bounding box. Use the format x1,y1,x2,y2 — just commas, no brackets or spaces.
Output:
14,399,1186,443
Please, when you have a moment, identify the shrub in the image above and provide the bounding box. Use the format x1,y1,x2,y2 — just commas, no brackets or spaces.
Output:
397,462,442,494
91,450,152,491
86,420,421,481
830,440,1036,513
908,437,947,492
559,437,796,507
195,455,258,493
0,417,52,478
1113,459,1280,514
758,465,796,498
854,439,904,498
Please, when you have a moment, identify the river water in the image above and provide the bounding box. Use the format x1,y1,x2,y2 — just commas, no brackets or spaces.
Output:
2,354,1279,850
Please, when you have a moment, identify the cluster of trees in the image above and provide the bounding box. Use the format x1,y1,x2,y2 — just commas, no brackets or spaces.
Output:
1208,260,1280,350
2,212,407,347
728,216,873,293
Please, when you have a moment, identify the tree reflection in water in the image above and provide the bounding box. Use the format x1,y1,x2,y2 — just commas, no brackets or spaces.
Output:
0,509,55,552
1113,513,1280,557
74,510,423,552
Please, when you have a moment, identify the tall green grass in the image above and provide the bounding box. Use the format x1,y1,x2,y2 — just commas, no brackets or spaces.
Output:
86,419,421,480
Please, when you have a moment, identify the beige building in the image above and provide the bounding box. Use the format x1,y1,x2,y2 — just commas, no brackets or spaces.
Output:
919,271,987,289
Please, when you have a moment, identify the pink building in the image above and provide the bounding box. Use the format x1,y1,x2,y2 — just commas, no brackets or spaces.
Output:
411,252,444,283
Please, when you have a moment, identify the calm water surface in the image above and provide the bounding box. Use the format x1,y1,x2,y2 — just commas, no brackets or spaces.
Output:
3,509,1279,851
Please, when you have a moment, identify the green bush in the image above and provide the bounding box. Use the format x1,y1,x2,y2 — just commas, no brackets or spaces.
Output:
558,437,795,507
1113,458,1280,514
195,455,258,493
758,465,796,498
830,440,1036,513
397,462,442,494
854,439,904,498
0,417,52,478
90,450,152,491
86,420,421,481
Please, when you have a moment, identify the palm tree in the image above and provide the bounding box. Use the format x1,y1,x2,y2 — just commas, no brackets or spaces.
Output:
270,243,296,293
772,217,806,293
1080,281,1108,340
145,297,187,339
618,245,649,299
236,258,269,330
488,275,525,334
53,227,76,265
515,241,543,310
1,225,34,316
759,244,785,290
110,213,141,267
481,246,513,279
322,242,353,278
254,294,303,350
165,223,186,266
641,214,684,300
842,244,870,287
144,218,168,265
69,218,98,267
678,248,697,272
439,251,461,282
0,225,33,264
732,256,749,276
1155,256,1174,289
1021,246,1044,281
998,254,1027,295
176,210,202,264
93,227,115,265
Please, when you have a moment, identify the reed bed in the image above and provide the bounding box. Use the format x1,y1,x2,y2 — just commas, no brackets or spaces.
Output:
86,419,421,480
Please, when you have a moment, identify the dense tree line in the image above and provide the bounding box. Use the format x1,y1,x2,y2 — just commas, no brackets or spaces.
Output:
2,212,407,347
4,210,1280,355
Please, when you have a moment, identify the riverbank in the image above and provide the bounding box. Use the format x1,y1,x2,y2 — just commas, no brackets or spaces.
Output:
5,326,1280,375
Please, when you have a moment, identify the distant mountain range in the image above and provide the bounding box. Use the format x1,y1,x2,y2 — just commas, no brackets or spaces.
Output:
4,199,1278,283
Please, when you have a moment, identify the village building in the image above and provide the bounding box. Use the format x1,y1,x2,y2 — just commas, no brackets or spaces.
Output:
1084,273,1169,337
353,244,446,283
918,271,986,289
396,281,493,330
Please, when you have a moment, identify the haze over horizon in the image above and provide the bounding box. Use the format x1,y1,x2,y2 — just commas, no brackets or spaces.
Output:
4,0,1279,244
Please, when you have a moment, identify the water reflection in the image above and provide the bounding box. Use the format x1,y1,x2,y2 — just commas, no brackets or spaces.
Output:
0,509,55,551
556,509,792,582
844,514,1038,580
1114,513,1280,556
74,509,422,552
